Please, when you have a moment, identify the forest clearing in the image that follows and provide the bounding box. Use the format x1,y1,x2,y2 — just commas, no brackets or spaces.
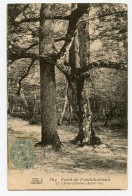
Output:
8,115,127,175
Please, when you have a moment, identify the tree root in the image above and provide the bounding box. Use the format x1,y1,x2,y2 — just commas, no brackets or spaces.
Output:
71,128,102,147
87,128,102,146
35,141,44,147
52,140,63,151
57,120,62,126
87,136,102,146
35,139,63,151
70,133,84,145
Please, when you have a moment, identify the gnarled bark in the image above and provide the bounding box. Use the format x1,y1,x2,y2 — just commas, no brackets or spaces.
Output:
69,20,102,146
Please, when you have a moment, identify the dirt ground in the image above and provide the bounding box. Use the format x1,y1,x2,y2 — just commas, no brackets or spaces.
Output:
7,115,127,176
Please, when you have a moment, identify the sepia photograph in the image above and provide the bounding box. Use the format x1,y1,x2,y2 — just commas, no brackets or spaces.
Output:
6,2,128,190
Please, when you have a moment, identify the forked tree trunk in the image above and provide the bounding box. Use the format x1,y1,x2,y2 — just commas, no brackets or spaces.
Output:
70,77,91,144
70,20,101,146
70,77,101,146
39,4,62,150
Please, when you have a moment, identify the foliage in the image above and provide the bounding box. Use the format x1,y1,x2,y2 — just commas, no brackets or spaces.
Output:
89,4,127,63
7,3,127,129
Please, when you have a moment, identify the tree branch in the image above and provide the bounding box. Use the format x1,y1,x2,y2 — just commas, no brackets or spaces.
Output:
17,59,36,95
90,29,109,43
87,10,127,22
14,14,70,25
14,4,29,19
89,61,127,71
11,4,89,65
43,15,70,20
77,61,127,78
56,60,70,79
25,42,39,51
98,10,127,19
14,17,40,25
54,37,66,42
8,44,57,62
8,46,39,60
57,4,90,59
7,59,17,67
52,4,90,78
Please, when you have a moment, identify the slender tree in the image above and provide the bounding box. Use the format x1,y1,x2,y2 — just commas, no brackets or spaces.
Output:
58,81,68,125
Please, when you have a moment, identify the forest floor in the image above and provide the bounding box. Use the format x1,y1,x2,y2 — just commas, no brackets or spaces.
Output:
8,115,127,176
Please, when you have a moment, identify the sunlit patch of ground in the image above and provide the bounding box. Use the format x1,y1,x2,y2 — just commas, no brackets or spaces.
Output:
8,115,127,175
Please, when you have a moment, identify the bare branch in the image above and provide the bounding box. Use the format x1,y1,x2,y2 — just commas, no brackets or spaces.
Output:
57,4,90,59
56,60,70,78
88,10,127,23
25,42,39,51
90,61,127,71
97,10,127,19
8,46,39,60
7,59,17,67
54,4,90,78
14,14,69,25
14,17,40,25
54,37,66,42
77,61,127,78
17,59,36,95
44,15,69,20
14,4,29,19
56,64,68,77
8,47,55,62
90,29,109,43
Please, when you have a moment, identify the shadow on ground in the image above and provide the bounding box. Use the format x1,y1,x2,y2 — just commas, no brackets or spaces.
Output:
8,115,127,175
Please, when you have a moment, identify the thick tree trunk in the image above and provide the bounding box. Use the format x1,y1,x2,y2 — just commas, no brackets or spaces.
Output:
40,60,61,149
39,4,62,150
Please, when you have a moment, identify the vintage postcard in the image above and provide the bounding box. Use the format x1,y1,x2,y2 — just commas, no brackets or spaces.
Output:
7,3,128,190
